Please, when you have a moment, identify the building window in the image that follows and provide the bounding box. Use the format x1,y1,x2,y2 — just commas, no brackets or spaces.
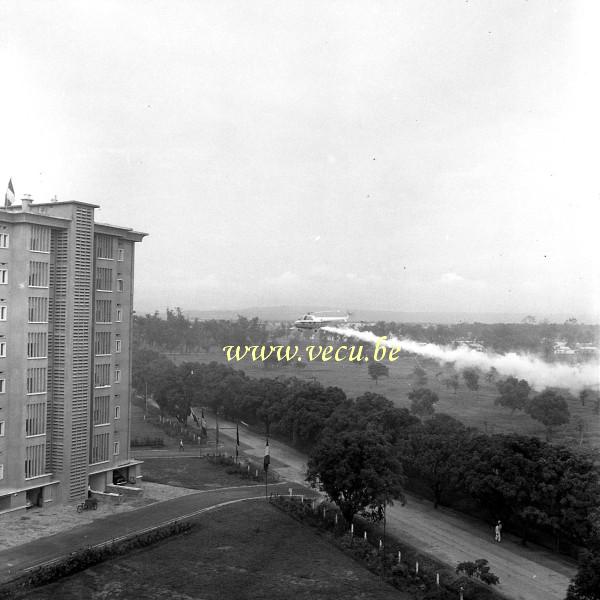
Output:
94,332,112,355
91,432,110,463
28,297,48,323
0,268,7,284
113,441,120,455
0,341,5,357
94,364,111,387
117,278,124,292
25,402,46,436
114,405,121,420
117,247,124,261
95,267,113,291
95,234,114,259
28,261,49,287
93,395,110,425
115,339,122,353
0,233,8,248
26,367,47,394
30,225,51,252
0,305,6,321
27,332,47,358
0,421,4,436
0,464,3,480
25,443,46,478
116,306,122,322
0,379,5,393
114,369,121,384
95,299,112,323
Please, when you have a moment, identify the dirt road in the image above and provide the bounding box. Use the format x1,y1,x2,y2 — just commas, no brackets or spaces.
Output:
204,413,576,600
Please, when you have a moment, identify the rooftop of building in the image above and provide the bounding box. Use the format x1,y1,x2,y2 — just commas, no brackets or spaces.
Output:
1,197,147,239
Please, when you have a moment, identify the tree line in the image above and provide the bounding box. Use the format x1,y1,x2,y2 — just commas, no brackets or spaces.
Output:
133,350,599,553
134,308,280,353
133,310,599,358
369,319,599,355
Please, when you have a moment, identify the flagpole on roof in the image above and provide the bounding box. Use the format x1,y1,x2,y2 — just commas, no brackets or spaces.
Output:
4,178,15,208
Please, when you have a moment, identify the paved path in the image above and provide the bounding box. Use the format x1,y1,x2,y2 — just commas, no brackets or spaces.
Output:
202,412,576,600
0,482,297,583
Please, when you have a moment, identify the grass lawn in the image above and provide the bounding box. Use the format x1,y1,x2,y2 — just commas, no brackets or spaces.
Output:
130,402,181,449
141,456,275,489
24,501,407,600
166,346,600,448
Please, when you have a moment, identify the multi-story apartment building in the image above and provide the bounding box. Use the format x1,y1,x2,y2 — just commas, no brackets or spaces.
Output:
0,197,146,513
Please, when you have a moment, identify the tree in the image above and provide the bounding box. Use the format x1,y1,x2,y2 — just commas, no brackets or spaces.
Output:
402,414,472,508
566,549,600,600
462,433,600,547
412,366,428,387
462,368,480,392
323,393,418,446
276,382,345,447
443,374,460,395
485,367,499,383
461,434,541,532
566,508,600,600
408,388,439,418
368,362,389,385
132,348,173,396
456,559,499,585
525,390,570,440
155,364,191,423
306,430,405,524
494,377,531,415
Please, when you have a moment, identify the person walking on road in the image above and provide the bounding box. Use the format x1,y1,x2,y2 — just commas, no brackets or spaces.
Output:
179,439,184,452
494,520,502,542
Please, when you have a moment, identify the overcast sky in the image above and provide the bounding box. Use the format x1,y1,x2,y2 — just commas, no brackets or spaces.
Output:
1,1,598,320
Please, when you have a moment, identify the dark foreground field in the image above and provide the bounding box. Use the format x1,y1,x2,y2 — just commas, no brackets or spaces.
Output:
24,501,406,600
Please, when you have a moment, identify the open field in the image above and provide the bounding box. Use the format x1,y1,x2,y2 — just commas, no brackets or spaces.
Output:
24,501,406,600
165,346,600,448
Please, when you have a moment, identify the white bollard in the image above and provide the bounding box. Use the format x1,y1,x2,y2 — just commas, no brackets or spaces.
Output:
363,531,367,541
335,513,338,525
436,572,440,586
350,524,354,536
301,495,304,503
398,550,401,562
379,539,382,550
415,561,419,574
255,469,258,478
289,488,292,497
247,465,250,473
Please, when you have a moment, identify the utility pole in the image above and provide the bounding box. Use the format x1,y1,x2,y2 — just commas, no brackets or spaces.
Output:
215,409,219,457
382,503,386,578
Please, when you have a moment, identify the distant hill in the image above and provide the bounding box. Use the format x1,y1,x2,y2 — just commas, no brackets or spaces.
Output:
147,305,597,324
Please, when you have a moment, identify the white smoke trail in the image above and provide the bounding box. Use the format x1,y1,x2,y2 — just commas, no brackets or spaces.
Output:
323,326,600,393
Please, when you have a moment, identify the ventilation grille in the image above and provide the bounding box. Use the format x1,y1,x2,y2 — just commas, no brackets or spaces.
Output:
69,207,93,500
48,230,67,473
